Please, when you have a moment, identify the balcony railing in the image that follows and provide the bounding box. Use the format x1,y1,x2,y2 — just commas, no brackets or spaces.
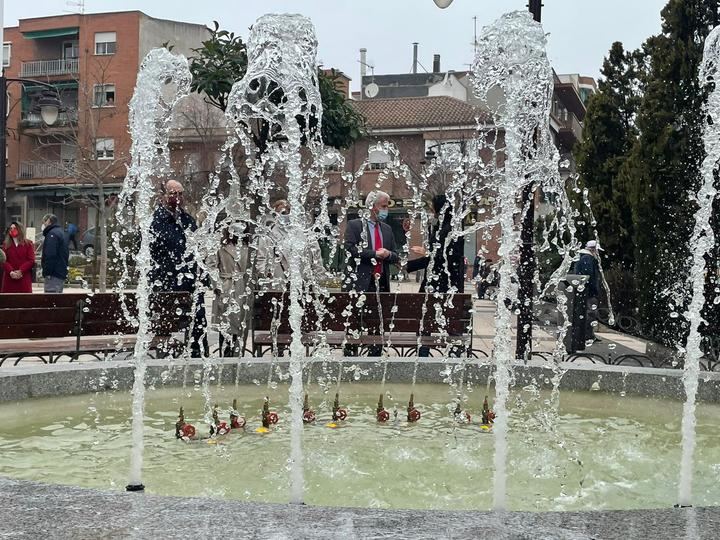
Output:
20,110,78,129
17,160,76,180
551,104,583,143
19,58,79,78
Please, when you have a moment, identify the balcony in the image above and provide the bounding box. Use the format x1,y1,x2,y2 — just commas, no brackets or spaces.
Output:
20,58,79,78
17,160,76,181
551,104,583,148
20,110,78,131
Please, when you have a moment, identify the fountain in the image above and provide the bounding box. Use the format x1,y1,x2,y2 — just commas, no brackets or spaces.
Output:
0,9,720,538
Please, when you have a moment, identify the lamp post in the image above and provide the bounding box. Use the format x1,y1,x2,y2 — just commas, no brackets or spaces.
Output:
0,77,61,230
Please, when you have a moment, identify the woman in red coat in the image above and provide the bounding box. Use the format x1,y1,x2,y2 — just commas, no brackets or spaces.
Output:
1,222,35,293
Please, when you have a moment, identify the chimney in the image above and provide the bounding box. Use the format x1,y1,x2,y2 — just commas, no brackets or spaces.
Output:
412,42,419,74
360,48,367,78
433,54,441,73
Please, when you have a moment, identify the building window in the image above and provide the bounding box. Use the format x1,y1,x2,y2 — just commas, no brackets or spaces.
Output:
93,84,116,107
368,149,390,170
95,138,115,160
2,43,10,68
94,32,117,55
63,40,79,59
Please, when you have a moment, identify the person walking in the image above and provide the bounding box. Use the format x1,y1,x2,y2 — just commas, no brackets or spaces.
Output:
66,222,79,251
149,179,208,357
210,223,251,356
574,240,603,341
255,199,327,290
40,214,69,293
1,222,35,293
476,258,493,300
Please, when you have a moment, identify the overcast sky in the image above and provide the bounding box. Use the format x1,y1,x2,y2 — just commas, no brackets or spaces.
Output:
5,0,669,90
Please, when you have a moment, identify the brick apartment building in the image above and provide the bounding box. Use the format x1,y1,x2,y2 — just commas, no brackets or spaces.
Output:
340,53,595,262
3,11,208,234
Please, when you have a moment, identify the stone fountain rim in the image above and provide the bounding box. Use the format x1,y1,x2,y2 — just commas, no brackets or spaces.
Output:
1,357,720,404
0,475,715,539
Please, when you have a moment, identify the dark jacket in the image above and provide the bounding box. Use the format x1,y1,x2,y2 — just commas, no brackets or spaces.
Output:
41,223,69,280
343,218,399,293
149,205,199,292
406,220,465,293
573,250,600,297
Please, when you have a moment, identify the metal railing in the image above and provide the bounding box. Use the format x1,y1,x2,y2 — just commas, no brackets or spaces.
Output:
20,110,78,129
551,104,583,141
19,58,79,78
17,160,76,180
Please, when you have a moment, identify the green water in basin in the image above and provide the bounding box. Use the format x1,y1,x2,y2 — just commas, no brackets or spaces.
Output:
0,383,718,511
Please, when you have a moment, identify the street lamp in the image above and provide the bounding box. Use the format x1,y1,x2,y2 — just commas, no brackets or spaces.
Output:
0,77,62,230
433,0,454,7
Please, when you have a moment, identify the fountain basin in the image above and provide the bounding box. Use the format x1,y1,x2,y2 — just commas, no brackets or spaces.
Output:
1,358,719,516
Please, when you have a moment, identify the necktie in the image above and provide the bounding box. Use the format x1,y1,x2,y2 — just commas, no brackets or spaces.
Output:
374,223,383,276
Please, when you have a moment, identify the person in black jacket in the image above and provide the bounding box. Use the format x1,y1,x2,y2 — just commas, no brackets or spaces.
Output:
40,213,69,293
406,195,465,294
406,195,466,356
573,240,603,340
149,179,208,357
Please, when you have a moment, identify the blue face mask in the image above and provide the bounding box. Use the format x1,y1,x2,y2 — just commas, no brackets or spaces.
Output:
377,209,389,221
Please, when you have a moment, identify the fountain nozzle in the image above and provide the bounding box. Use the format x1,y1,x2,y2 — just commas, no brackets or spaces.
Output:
332,392,348,421
407,393,421,422
175,406,196,440
302,393,316,424
482,396,496,426
376,394,390,423
230,398,246,429
262,397,279,428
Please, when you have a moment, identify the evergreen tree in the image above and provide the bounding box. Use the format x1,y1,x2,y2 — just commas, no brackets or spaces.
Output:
621,0,719,345
575,42,643,269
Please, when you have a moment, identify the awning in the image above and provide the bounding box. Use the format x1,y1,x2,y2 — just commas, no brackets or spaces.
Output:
22,27,79,40
14,184,124,197
22,81,79,92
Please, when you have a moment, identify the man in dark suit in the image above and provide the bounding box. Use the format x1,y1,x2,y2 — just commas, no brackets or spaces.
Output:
343,191,399,356
343,190,399,293
406,194,466,356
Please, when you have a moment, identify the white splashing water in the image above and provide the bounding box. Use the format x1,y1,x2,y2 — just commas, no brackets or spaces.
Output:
223,14,324,504
122,49,192,488
677,24,720,507
471,11,558,510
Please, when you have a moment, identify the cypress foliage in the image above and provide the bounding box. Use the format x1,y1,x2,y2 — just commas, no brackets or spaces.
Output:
575,42,643,269
621,0,719,344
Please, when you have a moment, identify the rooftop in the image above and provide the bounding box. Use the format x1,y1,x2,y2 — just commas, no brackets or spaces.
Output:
352,95,489,130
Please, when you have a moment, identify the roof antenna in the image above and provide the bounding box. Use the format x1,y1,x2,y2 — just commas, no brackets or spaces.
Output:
66,0,85,14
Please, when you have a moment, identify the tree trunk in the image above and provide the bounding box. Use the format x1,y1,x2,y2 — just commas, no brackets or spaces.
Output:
98,183,108,293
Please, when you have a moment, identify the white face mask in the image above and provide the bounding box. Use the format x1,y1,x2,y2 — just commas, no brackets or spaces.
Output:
41,224,47,232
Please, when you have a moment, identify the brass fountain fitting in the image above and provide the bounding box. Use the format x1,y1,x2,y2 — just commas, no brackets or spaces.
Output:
303,393,316,424
175,406,185,439
407,393,421,423
332,392,348,421
377,394,390,422
482,395,495,425
262,397,271,429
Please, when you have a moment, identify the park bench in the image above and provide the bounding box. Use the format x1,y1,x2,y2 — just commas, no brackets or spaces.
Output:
252,291,476,357
0,292,192,366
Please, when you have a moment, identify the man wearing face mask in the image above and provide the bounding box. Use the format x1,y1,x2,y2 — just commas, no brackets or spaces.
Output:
149,179,208,357
343,190,399,294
